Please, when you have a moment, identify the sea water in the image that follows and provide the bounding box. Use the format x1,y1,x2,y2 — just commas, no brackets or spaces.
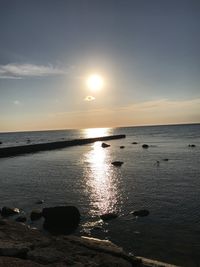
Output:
0,124,200,266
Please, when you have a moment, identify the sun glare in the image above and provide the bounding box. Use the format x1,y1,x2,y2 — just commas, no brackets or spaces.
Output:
87,74,104,92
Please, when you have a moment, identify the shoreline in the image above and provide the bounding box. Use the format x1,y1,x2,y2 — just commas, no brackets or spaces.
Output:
0,134,125,158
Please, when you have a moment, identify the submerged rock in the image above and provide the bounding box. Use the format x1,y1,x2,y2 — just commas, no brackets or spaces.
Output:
132,142,138,144
142,144,149,149
35,200,44,205
101,142,110,148
42,206,80,234
1,207,20,217
120,146,125,149
131,209,150,217
111,161,124,167
30,210,42,221
0,141,2,145
100,213,118,221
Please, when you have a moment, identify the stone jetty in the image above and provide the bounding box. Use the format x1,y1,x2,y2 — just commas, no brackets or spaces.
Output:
0,135,126,158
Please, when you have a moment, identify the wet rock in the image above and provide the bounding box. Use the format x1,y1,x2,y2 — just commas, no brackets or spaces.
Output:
1,207,20,217
131,209,149,217
120,146,125,149
35,200,44,204
132,142,138,144
142,144,149,149
27,247,65,264
111,161,124,167
188,144,196,147
100,213,118,221
30,210,42,221
0,141,2,145
15,216,27,223
27,139,31,143
42,206,81,234
101,142,110,148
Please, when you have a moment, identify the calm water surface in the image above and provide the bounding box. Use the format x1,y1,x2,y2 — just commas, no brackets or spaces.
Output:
0,124,200,266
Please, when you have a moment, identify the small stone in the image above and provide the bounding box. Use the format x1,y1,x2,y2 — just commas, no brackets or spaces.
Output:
111,161,124,167
188,144,196,147
131,209,149,217
163,158,169,161
30,210,42,221
142,144,149,149
100,213,118,221
120,146,125,149
132,142,138,144
101,142,110,148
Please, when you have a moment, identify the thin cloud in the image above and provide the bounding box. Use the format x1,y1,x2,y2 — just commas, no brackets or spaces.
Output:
0,63,69,79
84,95,95,101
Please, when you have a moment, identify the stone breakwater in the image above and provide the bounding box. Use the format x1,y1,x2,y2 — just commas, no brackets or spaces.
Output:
0,134,126,158
0,219,180,267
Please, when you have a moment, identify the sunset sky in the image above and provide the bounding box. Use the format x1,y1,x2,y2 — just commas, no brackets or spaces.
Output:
0,0,199,132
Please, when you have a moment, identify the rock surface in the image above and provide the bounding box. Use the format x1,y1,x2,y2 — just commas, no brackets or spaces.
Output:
0,219,180,267
1,207,20,217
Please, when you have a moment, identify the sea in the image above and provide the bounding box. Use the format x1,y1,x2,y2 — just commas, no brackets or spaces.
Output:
0,124,199,267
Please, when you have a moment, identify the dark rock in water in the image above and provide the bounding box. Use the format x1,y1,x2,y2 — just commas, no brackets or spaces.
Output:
101,142,110,148
131,209,149,217
30,210,42,221
16,216,27,223
163,158,169,161
42,206,80,234
1,207,20,217
142,144,149,149
120,146,125,149
35,200,44,204
132,142,138,144
27,139,31,143
0,141,2,145
111,161,124,167
100,213,118,221
188,144,196,147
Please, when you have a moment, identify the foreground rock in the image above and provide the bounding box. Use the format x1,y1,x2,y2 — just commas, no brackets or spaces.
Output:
42,206,80,234
0,219,140,266
30,210,42,221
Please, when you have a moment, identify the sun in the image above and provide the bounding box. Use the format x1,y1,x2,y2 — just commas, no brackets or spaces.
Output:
87,74,104,92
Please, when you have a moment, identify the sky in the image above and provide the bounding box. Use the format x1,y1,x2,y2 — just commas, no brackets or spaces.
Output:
0,0,199,132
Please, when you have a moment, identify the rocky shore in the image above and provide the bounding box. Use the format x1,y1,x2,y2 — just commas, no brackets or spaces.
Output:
0,219,180,267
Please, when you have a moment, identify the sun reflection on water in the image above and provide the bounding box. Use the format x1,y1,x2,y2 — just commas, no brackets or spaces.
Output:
83,141,122,216
82,127,111,139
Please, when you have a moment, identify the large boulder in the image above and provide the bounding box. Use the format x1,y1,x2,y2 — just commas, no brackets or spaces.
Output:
1,207,20,217
42,206,80,234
